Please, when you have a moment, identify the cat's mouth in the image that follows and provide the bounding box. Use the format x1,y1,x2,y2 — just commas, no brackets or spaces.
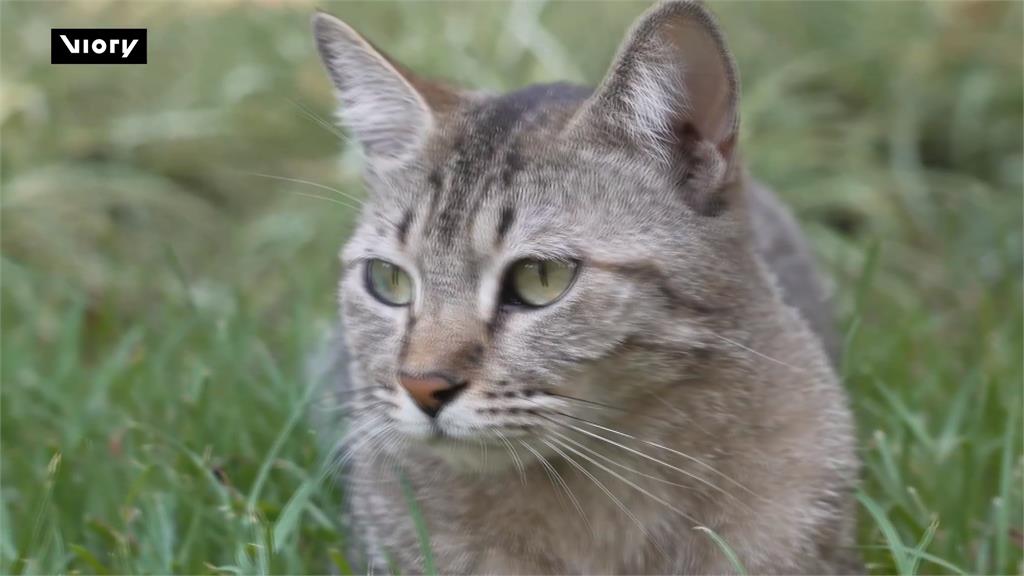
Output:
420,428,540,473
420,420,535,443
423,422,453,441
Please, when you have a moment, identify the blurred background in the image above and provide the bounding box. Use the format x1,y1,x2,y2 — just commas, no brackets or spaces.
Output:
1,1,1021,574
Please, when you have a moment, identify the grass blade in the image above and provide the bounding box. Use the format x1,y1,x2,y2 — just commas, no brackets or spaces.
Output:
272,479,315,553
400,474,437,576
858,491,913,575
910,517,937,575
695,525,747,575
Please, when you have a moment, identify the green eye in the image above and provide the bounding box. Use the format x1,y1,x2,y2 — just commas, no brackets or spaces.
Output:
504,259,579,308
365,259,413,306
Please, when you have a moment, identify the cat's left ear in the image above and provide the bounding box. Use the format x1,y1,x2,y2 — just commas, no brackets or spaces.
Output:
313,12,461,163
572,1,739,175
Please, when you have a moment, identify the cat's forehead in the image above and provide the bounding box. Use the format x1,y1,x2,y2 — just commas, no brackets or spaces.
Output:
359,82,684,273
387,84,596,242
423,84,592,210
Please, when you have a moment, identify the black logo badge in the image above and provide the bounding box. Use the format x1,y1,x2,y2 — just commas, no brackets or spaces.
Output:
51,28,147,64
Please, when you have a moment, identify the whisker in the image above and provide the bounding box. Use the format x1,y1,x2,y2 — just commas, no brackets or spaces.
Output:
476,436,489,470
323,391,387,408
245,172,366,208
286,189,363,211
366,426,403,474
553,410,761,502
647,395,714,437
322,389,392,411
493,429,527,485
709,331,809,375
335,385,390,396
328,421,378,475
482,438,492,469
285,97,347,140
340,426,405,490
541,438,669,559
336,424,392,473
542,425,730,508
322,400,389,417
546,435,700,526
537,412,750,511
506,393,755,504
541,391,691,430
359,426,390,466
517,439,560,499
326,415,388,477
517,439,593,536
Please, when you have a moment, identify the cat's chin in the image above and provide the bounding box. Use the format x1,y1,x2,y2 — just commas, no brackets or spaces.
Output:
422,435,529,474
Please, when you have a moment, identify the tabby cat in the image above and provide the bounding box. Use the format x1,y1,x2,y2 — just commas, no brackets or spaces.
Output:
311,1,860,573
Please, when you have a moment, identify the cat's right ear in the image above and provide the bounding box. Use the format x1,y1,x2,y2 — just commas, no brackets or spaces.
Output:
569,1,740,174
312,12,458,163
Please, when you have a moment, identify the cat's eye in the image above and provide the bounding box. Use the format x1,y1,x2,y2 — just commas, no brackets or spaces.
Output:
365,259,413,306
502,259,579,308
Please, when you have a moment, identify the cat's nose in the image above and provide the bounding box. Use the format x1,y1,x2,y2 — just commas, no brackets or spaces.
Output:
398,372,468,418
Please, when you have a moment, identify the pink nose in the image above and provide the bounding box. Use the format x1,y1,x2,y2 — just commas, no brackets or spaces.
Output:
398,373,468,417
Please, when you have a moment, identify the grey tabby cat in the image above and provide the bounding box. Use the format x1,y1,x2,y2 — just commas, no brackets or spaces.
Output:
311,1,860,573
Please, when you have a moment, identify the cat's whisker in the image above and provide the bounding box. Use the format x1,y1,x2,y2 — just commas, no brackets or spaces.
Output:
552,409,762,502
321,386,393,417
708,331,810,375
647,395,715,437
328,414,388,475
545,433,701,525
349,407,390,430
334,413,383,447
360,426,390,467
320,417,372,483
477,436,489,469
516,438,559,498
327,434,372,479
285,97,348,140
541,437,669,559
335,424,393,474
285,188,363,211
517,439,593,537
388,429,410,459
323,392,385,408
542,424,740,512
335,385,390,396
539,413,752,512
244,171,367,209
521,396,756,503
322,400,389,418
493,429,527,485
540,391,692,430
341,426,405,489
367,426,404,475
458,432,472,461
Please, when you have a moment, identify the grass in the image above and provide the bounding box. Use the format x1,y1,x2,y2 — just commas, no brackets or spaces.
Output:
1,1,1021,574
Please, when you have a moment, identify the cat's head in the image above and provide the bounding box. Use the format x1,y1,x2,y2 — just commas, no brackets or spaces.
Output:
315,1,758,470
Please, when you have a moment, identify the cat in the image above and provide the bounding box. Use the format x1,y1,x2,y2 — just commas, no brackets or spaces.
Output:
310,1,860,573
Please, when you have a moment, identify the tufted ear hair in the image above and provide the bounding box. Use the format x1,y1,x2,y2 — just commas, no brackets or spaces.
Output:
571,1,740,175
312,11,461,163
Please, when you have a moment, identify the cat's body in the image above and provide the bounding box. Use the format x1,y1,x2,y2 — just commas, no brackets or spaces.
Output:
311,2,859,573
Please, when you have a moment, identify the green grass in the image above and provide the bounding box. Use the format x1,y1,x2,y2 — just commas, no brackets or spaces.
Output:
1,1,1021,574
